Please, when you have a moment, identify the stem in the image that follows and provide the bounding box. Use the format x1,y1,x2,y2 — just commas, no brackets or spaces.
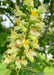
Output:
42,0,53,39
16,0,20,6
21,67,38,74
26,15,31,39
26,23,30,39
0,9,16,26
16,70,19,75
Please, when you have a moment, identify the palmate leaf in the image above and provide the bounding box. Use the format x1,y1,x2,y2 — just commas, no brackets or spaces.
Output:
0,62,42,75
0,63,9,75
0,63,15,75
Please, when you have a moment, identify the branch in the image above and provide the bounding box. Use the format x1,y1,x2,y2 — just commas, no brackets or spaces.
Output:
42,0,53,38
38,0,39,7
16,0,20,6
48,0,53,25
0,7,14,15
0,9,16,26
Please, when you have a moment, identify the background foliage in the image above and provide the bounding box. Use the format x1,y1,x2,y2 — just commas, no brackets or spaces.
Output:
0,0,54,75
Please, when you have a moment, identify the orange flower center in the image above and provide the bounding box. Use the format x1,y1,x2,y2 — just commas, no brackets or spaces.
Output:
20,36,24,41
34,29,37,32
15,44,18,48
28,49,30,52
16,58,19,62
22,57,25,61
8,57,10,60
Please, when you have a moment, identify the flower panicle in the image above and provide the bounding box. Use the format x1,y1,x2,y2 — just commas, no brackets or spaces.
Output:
2,0,45,70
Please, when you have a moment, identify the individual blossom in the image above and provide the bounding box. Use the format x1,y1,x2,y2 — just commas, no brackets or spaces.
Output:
9,31,21,40
25,49,37,62
15,57,21,69
16,19,20,26
3,56,12,64
21,56,27,66
15,56,27,69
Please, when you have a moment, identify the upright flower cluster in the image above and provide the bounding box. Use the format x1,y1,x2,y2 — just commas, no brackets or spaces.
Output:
2,0,45,69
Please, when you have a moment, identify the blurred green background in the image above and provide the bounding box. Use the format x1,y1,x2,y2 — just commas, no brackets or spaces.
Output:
0,0,54,75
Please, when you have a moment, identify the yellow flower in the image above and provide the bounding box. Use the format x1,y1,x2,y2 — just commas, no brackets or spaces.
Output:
31,10,35,17
36,40,38,44
41,2,43,7
17,6,20,10
10,45,12,49
11,31,15,35
24,40,28,45
16,19,20,26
